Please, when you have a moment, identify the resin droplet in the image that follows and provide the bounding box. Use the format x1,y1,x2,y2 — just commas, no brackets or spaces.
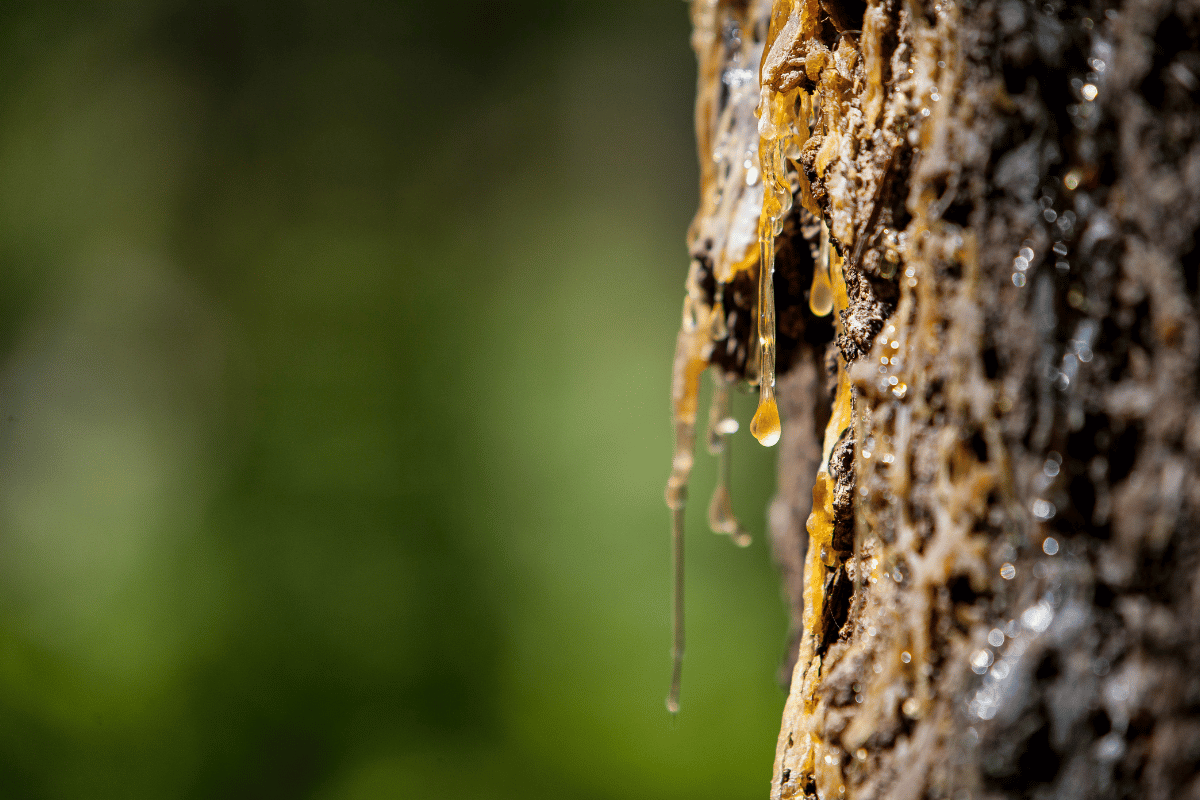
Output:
810,266,834,317
809,222,834,317
750,396,781,446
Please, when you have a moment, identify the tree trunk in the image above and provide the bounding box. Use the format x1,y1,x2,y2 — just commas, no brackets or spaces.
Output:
679,0,1200,797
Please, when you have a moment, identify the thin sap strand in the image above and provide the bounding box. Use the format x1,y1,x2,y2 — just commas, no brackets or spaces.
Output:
809,221,834,316
706,374,752,546
750,224,781,446
667,503,685,715
750,136,789,447
665,331,704,715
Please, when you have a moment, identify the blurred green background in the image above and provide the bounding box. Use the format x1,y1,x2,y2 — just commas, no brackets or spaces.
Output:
0,2,787,797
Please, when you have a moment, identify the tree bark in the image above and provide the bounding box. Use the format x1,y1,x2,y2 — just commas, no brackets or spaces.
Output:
683,0,1200,797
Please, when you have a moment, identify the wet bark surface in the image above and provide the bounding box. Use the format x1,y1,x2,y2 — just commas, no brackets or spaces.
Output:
684,0,1200,797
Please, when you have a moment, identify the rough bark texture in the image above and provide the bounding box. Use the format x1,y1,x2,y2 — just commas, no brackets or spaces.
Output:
683,0,1200,797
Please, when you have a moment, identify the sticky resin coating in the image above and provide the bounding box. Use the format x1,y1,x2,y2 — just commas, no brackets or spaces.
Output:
743,0,926,793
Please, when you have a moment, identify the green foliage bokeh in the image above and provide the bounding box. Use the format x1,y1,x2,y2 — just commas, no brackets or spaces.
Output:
0,2,787,797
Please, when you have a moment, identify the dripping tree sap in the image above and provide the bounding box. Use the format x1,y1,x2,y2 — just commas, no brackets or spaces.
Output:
670,0,914,754
664,0,772,714
664,0,842,713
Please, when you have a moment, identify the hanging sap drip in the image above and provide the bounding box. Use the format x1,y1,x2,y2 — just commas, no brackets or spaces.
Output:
707,373,752,547
664,329,705,715
666,0,776,714
809,221,835,317
750,113,798,448
749,210,781,447
749,228,782,448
